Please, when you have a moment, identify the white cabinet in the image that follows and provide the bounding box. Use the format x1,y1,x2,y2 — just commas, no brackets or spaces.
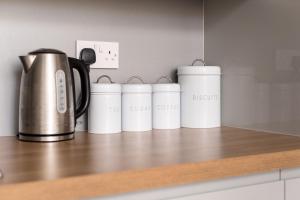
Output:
94,172,281,200
285,178,300,200
282,168,300,200
169,181,284,200
93,167,300,200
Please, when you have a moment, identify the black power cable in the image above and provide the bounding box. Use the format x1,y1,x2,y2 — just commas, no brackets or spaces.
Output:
76,48,96,109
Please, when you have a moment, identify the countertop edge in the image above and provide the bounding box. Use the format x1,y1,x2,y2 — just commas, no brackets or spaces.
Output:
1,148,300,200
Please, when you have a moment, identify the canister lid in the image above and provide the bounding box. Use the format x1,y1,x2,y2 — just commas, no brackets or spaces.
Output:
152,84,180,92
91,83,121,93
177,66,221,75
122,84,152,93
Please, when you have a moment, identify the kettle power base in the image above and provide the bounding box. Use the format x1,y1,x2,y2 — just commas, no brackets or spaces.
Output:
18,133,74,142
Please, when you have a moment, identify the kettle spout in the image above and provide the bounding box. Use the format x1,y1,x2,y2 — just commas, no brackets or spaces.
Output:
19,55,36,73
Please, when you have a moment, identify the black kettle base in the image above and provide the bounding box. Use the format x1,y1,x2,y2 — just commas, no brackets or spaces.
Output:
18,132,74,142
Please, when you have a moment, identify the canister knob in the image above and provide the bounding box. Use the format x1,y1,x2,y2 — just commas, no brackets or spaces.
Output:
191,58,206,66
155,76,173,83
96,75,114,83
126,76,145,84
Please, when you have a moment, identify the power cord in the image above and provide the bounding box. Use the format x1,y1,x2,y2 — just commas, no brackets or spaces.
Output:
76,48,96,108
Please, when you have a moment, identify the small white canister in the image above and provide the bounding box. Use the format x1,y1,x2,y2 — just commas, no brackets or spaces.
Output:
178,59,221,128
152,76,180,130
122,76,152,132
88,75,121,134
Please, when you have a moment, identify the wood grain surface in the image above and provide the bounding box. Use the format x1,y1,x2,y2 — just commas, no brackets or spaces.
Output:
1,127,300,199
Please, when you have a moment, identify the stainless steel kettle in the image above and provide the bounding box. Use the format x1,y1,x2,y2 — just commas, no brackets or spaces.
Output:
18,49,90,142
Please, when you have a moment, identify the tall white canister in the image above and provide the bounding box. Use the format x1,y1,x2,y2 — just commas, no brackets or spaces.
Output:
122,76,152,132
152,76,181,129
88,75,121,134
178,59,221,128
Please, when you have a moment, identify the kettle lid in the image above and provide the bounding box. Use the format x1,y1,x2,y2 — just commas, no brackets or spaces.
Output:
29,48,65,55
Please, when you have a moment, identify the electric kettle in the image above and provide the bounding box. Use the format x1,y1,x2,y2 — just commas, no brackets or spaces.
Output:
18,49,90,142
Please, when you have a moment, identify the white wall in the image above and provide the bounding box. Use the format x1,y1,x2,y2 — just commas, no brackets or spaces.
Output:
0,0,204,136
205,0,300,135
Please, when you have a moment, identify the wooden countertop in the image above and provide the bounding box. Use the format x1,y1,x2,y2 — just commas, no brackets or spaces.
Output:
1,127,300,199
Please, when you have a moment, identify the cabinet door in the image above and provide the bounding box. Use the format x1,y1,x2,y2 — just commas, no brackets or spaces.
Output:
169,181,284,200
286,178,300,200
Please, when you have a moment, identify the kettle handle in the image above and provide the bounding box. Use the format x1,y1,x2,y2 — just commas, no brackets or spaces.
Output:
68,57,91,119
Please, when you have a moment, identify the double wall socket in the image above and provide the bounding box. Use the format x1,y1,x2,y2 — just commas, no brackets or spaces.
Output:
76,40,119,69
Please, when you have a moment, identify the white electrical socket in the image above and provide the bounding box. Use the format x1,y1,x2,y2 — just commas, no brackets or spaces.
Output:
76,40,119,69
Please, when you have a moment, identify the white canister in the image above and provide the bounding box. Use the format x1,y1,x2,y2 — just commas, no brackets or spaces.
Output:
88,75,121,134
178,59,221,128
152,76,180,129
122,76,152,132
